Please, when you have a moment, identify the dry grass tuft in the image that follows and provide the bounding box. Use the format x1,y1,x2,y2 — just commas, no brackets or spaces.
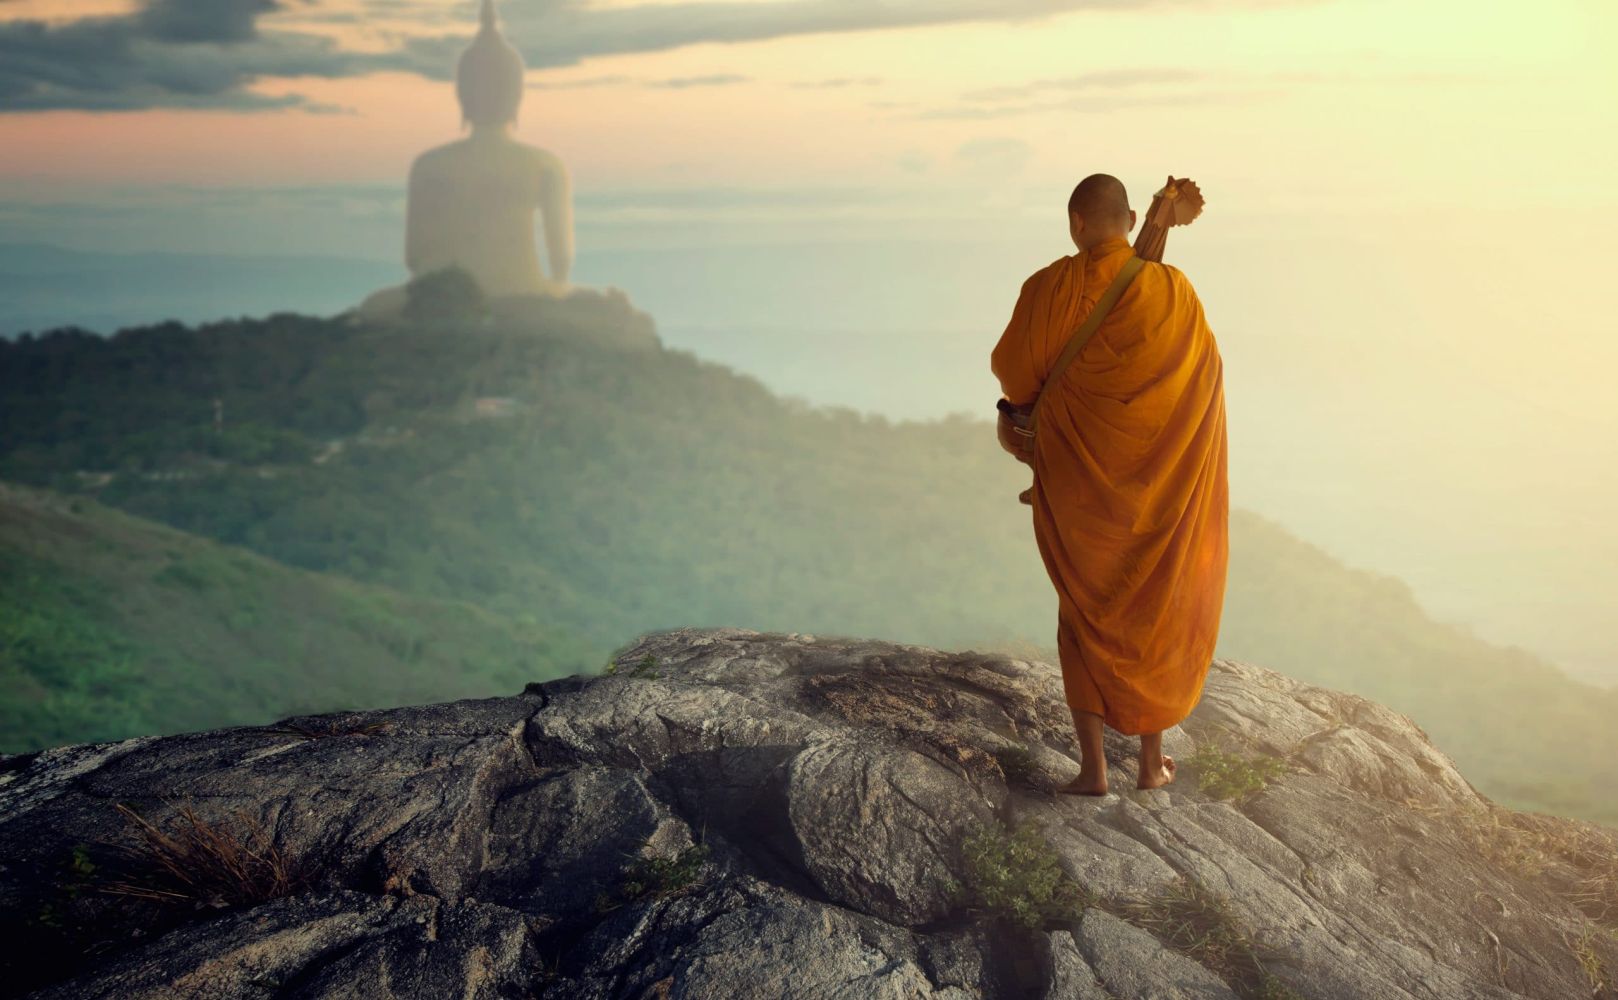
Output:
96,800,308,910
1569,924,1612,993
1466,808,1556,880
1559,827,1618,926
1465,807,1618,925
1116,877,1301,1000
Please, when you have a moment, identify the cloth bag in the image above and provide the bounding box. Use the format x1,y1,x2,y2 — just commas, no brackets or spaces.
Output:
995,256,1146,498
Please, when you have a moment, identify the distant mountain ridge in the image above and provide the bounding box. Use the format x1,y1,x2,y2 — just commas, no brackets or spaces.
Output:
0,302,1614,824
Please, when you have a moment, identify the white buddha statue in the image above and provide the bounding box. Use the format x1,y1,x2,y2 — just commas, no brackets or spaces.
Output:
403,0,573,297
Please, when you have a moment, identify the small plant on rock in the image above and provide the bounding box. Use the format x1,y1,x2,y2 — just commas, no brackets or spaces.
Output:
27,843,98,931
950,819,1094,929
993,744,1040,786
604,653,661,679
596,843,710,912
7,843,118,996
623,844,709,899
1185,745,1288,801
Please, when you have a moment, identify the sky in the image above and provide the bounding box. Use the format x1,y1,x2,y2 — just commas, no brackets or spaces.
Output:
1,0,1616,683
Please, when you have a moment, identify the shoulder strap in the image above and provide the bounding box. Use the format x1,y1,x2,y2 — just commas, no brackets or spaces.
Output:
1029,254,1146,432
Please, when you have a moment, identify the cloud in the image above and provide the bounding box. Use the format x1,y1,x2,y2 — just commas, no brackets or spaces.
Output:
896,149,932,174
789,76,884,89
0,3,413,112
527,74,633,91
646,73,751,89
397,0,1159,76
960,69,1203,103
909,65,1491,121
136,0,277,44
528,72,751,91
0,0,1325,113
909,68,1239,120
913,88,1271,121
953,137,1032,177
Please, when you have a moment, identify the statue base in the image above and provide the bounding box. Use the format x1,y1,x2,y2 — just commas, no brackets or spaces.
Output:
349,281,660,351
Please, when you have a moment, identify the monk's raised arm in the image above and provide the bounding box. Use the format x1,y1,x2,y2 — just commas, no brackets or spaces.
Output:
990,273,1042,406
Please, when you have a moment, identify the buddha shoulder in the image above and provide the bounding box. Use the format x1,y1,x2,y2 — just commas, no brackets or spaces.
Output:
519,143,567,179
408,140,470,182
410,139,562,178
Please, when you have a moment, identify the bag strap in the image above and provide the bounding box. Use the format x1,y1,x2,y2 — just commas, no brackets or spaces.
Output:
1029,254,1146,433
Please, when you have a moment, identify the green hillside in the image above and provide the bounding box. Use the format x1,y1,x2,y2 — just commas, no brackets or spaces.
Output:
0,483,594,751
2,297,1613,823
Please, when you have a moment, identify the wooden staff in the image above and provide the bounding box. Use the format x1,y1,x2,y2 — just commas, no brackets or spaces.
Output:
1132,176,1204,262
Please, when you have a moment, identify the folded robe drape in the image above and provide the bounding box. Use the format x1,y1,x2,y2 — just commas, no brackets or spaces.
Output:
990,235,1229,735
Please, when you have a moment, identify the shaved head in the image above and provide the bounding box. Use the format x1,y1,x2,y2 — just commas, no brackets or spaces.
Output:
1068,173,1131,227
1066,173,1135,250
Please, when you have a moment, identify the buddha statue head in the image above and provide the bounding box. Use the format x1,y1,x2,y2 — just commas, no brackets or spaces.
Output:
456,0,525,129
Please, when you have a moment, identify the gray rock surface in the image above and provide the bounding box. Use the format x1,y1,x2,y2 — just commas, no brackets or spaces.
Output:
2,627,1614,999
1073,909,1238,1000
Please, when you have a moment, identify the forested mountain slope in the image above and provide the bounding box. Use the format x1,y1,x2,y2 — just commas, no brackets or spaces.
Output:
2,301,1612,822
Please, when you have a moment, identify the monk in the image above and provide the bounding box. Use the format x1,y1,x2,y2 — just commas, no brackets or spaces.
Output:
990,173,1229,794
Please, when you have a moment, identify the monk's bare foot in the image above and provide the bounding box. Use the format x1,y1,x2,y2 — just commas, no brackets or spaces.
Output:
1136,754,1176,790
1056,770,1108,796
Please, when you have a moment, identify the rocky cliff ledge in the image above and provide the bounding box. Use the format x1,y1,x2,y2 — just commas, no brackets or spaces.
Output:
2,628,1614,999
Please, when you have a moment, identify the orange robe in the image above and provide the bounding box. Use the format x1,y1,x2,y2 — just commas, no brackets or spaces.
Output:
990,236,1229,735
